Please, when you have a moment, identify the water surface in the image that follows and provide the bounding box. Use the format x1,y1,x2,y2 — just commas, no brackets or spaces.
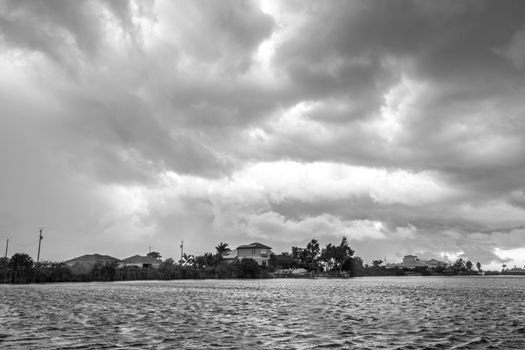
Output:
1,276,524,349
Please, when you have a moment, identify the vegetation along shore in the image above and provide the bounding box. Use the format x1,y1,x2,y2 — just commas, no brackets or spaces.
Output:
1,238,520,284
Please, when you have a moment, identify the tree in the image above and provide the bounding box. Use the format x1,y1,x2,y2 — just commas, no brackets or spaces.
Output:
160,257,175,268
334,237,354,272
91,261,117,281
320,243,335,271
159,258,178,278
180,253,195,266
466,260,473,272
291,246,304,261
306,239,320,259
194,252,218,267
320,237,354,273
304,239,321,271
476,262,482,272
237,258,261,278
9,253,33,270
452,258,466,274
147,251,162,259
372,260,383,268
215,242,230,255
349,256,365,276
0,257,8,269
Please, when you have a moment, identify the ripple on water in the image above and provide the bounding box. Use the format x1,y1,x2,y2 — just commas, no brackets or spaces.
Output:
1,277,524,349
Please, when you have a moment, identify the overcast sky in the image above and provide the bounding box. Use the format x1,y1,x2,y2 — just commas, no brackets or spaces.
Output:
1,0,525,269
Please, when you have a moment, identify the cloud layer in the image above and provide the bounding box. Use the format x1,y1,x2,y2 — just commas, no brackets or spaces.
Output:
1,0,525,269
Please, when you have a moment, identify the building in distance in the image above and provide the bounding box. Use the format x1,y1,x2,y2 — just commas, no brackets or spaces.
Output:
221,243,273,266
120,255,162,269
65,254,121,268
386,255,448,270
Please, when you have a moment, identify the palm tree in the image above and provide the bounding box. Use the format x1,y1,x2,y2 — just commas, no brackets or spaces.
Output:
215,242,230,255
180,253,195,266
335,237,354,273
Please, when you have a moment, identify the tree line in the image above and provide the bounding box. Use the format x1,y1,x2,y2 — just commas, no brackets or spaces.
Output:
0,238,493,284
0,242,271,283
277,239,487,277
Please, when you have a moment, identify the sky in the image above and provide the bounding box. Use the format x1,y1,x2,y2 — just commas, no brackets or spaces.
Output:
1,0,525,270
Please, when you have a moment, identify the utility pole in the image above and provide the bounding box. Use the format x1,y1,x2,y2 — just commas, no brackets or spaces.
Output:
37,228,43,263
4,239,8,258
180,240,184,265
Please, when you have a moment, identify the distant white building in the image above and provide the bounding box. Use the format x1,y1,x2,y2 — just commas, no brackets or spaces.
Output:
232,242,273,266
386,255,447,270
507,266,525,273
120,255,162,269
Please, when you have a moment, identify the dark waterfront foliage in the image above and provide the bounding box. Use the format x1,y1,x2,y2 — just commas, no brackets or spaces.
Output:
215,242,230,254
0,240,501,284
146,251,162,259
9,253,33,270
0,253,270,284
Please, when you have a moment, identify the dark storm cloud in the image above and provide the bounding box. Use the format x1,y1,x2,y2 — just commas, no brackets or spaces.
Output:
0,0,138,62
60,91,235,181
256,0,525,208
270,1,525,156
0,0,275,181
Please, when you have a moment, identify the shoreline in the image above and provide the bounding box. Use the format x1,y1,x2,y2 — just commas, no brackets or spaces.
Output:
3,272,524,285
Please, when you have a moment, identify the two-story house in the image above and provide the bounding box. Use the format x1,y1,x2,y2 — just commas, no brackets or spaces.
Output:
236,242,273,266
386,255,448,270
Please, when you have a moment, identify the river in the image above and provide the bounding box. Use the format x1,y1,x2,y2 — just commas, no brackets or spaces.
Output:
1,276,524,349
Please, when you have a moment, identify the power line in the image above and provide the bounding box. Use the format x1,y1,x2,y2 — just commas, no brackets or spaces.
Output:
9,239,40,246
0,227,46,246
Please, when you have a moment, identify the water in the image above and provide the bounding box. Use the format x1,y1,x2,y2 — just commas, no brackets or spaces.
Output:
1,276,524,349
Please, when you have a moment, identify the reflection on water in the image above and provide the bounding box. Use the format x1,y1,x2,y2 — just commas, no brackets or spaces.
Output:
1,276,524,349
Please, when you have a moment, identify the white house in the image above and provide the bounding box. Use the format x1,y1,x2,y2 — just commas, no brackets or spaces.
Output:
386,255,447,270
120,255,162,268
235,242,273,266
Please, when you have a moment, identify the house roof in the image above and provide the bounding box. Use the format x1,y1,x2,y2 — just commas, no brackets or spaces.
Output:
237,242,272,250
426,259,447,264
121,255,161,264
65,254,121,264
